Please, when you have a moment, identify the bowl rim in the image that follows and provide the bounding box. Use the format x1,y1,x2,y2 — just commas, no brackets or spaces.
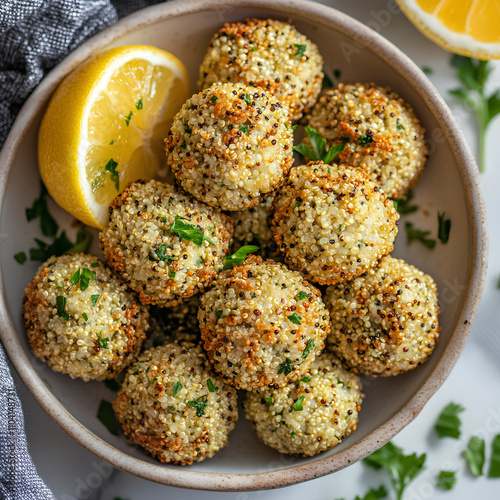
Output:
0,0,488,491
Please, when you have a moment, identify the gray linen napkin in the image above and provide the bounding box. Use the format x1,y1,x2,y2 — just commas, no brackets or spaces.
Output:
0,1,166,498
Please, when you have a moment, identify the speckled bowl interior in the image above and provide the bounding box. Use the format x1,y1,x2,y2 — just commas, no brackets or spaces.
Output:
0,0,487,491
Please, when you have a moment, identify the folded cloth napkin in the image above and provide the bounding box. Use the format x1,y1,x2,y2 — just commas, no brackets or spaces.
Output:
0,1,166,498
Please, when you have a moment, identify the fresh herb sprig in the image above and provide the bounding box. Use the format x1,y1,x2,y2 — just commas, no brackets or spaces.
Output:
488,434,500,477
221,245,259,271
170,216,215,246
463,436,485,476
293,126,344,164
437,470,456,490
435,402,465,438
405,222,436,249
392,189,418,215
449,55,500,172
437,212,451,244
97,399,119,436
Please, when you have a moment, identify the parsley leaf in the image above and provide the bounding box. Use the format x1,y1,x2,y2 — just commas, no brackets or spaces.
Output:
149,244,175,262
135,97,143,110
67,224,93,254
405,221,436,249
56,296,70,321
104,159,119,191
82,312,88,322
98,334,109,349
70,267,96,291
221,245,259,271
322,72,334,89
170,215,215,246
301,377,311,383
207,378,218,392
437,211,451,244
488,434,500,477
291,395,305,411
293,126,344,164
363,441,426,500
297,291,308,300
244,93,253,106
354,485,388,500
358,134,374,146
294,43,307,58
302,339,315,358
26,182,58,237
173,381,182,397
239,124,250,133
215,310,222,319
422,66,433,75
14,252,27,264
211,95,218,103
435,402,465,438
396,119,405,132
169,271,176,279
287,313,302,325
91,294,100,307
187,395,208,417
97,399,118,436
463,436,485,476
125,110,133,126
437,470,456,490
278,358,292,375
392,189,419,215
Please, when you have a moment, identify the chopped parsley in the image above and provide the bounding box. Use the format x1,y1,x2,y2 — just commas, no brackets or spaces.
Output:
97,399,118,436
14,252,27,264
392,199,398,210
396,119,405,131
244,93,253,106
463,436,485,476
180,140,186,150
207,378,218,392
294,43,307,58
358,133,374,146
170,215,215,246
294,202,301,209
422,66,433,75
435,402,465,438
169,271,176,279
437,211,452,244
135,97,143,110
173,381,182,397
221,245,259,271
56,296,70,321
392,189,419,215
98,334,109,349
437,470,456,490
300,377,311,383
183,123,192,135
82,312,88,322
488,434,500,477
70,267,96,291
187,395,208,417
277,358,292,375
291,396,305,411
353,486,388,500
26,182,58,237
124,110,133,126
293,125,344,164
104,159,119,191
264,396,273,404
405,221,436,249
239,124,250,133
91,294,100,307
287,313,302,325
290,432,296,439
215,310,222,319
296,291,308,301
149,244,174,262
302,339,315,358
211,95,218,103
109,139,115,145
322,72,334,89
91,262,100,268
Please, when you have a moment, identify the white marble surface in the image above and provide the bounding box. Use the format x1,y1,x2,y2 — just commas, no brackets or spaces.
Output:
11,0,500,498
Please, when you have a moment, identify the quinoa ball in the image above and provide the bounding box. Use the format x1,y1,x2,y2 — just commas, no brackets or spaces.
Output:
324,256,440,377
198,255,330,391
23,254,149,381
165,82,293,211
199,18,324,121
146,295,201,349
243,352,363,456
230,194,280,260
306,83,428,198
271,161,399,285
100,179,233,307
113,341,238,465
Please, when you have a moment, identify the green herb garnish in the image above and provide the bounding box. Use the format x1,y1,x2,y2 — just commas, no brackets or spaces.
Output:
294,43,307,58
91,262,100,268
239,124,250,133
244,93,253,106
265,396,273,404
291,396,305,411
437,470,456,490
322,72,334,89
14,252,27,264
221,245,259,271
97,399,118,436
353,485,388,500
56,296,70,321
463,436,485,476
70,267,96,291
211,95,218,103
297,291,308,301
293,125,344,164
302,339,315,358
183,123,192,135
396,119,405,131
287,313,302,325
149,244,175,262
437,211,452,244
333,69,342,79
180,140,186,149
488,434,500,477
207,379,218,392
173,381,182,397
290,432,296,439
169,271,176,279
392,189,419,215
422,66,433,75
435,402,464,438
405,222,436,249
187,395,208,417
98,334,109,349
358,134,374,146
170,215,215,246
135,97,143,110
301,377,311,383
125,110,133,126
278,358,292,376
91,294,100,307
104,159,119,191
26,182,59,237
215,310,222,319
363,442,426,500
109,139,115,145
82,312,88,322
449,55,500,172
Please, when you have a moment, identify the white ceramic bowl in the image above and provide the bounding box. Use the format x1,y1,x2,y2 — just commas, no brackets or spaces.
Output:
0,0,487,491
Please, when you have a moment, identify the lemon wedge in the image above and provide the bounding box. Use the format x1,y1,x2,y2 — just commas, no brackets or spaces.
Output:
38,45,191,228
396,0,500,60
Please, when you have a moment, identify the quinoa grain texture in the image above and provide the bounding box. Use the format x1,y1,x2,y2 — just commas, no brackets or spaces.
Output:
114,341,238,464
324,256,439,376
23,253,149,381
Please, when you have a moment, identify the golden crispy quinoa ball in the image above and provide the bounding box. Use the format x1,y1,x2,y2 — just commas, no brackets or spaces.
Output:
271,162,399,286
113,341,238,465
198,255,330,391
199,18,324,121
306,83,428,198
324,256,440,377
244,352,363,456
100,180,232,307
165,82,293,211
23,254,149,381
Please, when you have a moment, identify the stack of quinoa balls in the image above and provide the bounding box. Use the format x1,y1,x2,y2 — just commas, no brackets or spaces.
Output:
23,17,440,465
